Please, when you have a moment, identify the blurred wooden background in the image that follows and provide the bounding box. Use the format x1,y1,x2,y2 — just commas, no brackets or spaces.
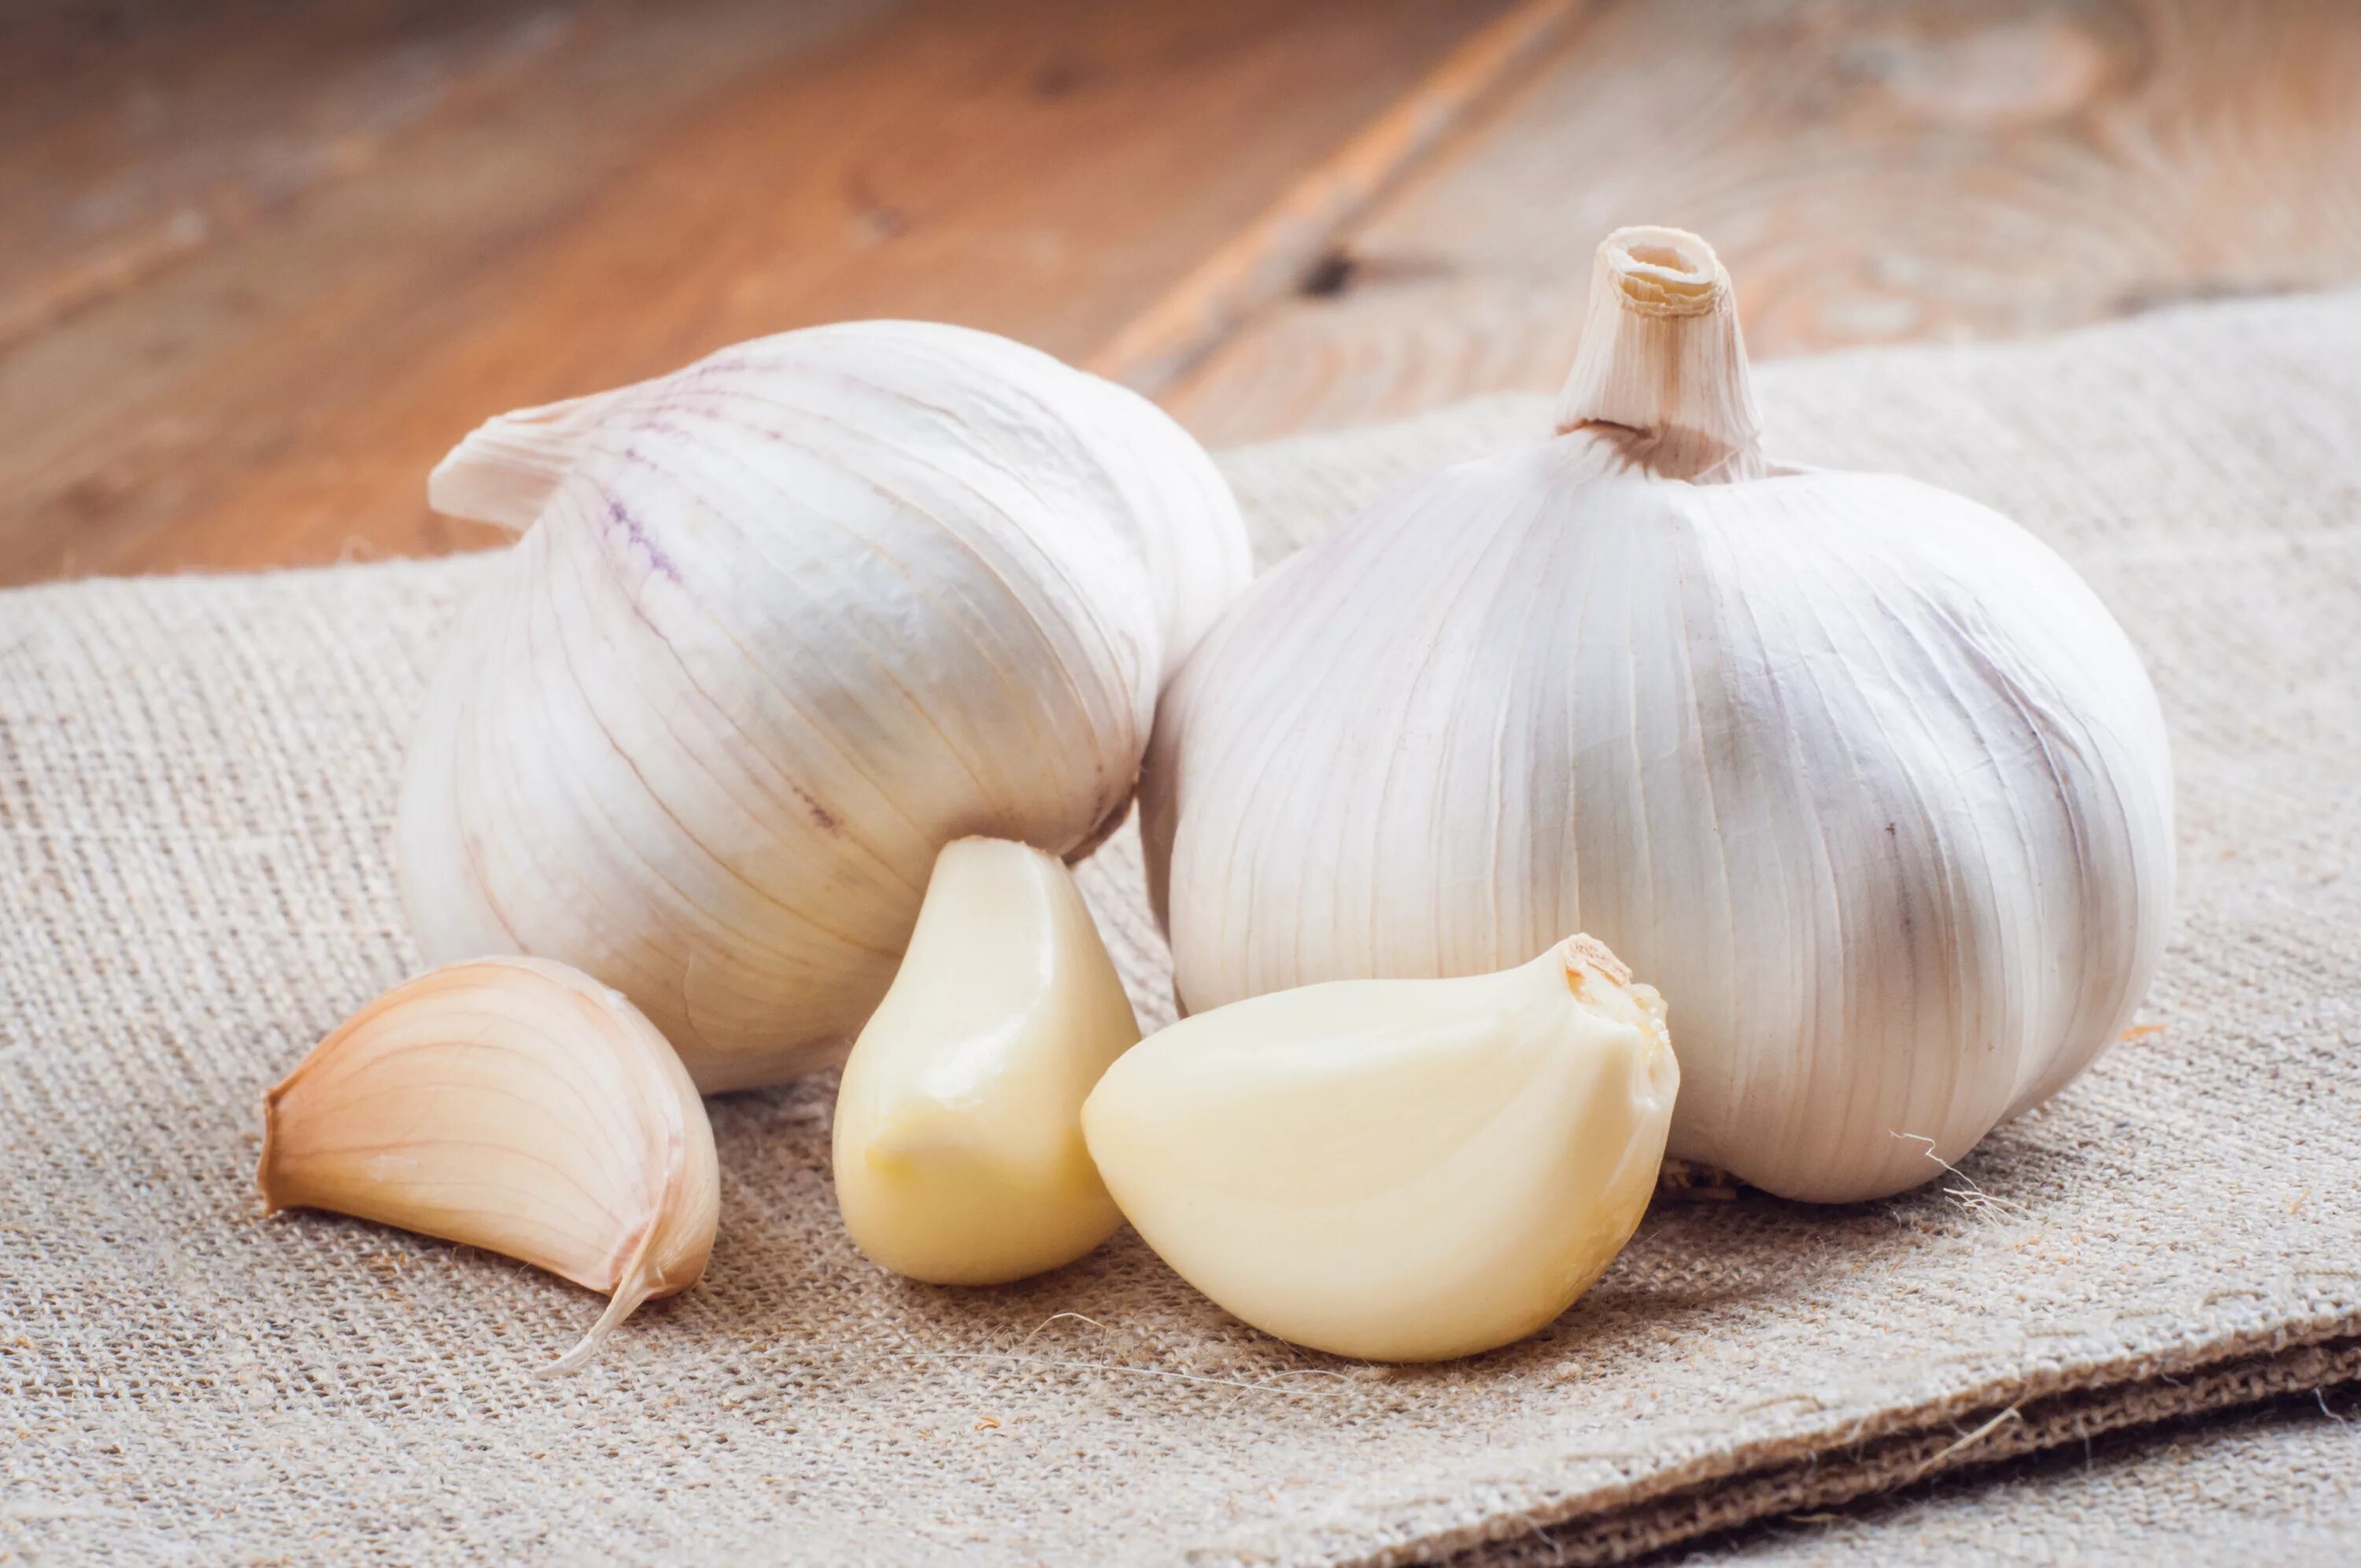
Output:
5,0,2359,585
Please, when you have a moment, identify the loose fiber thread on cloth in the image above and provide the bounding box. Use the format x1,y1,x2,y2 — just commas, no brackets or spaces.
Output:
3,291,2359,1565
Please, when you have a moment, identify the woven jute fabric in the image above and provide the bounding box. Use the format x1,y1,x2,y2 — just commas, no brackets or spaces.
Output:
1674,1374,2361,1566
5,291,2359,1565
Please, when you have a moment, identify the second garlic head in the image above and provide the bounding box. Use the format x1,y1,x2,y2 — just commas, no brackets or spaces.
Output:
832,837,1142,1286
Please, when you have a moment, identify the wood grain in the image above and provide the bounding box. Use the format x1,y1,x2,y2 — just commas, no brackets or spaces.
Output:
0,0,1507,585
0,0,896,580
1160,0,2361,445
8,0,2355,581
1,1,782,350
1086,0,1579,395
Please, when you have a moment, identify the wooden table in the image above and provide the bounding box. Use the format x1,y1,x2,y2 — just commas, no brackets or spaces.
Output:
6,0,2357,587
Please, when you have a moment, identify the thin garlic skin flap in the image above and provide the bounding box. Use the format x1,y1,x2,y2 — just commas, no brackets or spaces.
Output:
397,321,1250,1092
1142,227,2174,1204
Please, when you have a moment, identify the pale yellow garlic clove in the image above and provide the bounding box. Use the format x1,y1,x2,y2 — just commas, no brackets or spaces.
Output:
1082,936,1676,1363
259,956,719,1373
832,837,1142,1285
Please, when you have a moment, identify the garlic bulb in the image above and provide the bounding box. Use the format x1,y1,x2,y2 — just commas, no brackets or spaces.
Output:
833,837,1140,1285
1142,227,2174,1203
1083,935,1676,1362
399,321,1249,1091
259,957,719,1371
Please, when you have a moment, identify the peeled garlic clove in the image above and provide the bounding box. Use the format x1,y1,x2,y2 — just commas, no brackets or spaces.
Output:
258,956,719,1373
833,837,1141,1285
1143,226,2174,1202
399,320,1250,1093
1082,936,1676,1363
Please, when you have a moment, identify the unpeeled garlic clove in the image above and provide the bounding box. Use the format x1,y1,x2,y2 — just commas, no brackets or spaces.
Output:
259,956,719,1372
832,837,1142,1284
1081,935,1676,1362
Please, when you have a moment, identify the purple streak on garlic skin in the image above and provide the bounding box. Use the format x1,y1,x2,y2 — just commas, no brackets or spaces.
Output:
604,496,683,585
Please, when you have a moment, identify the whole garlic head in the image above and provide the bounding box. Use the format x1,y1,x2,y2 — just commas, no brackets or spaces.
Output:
1142,227,2174,1203
399,322,1249,1091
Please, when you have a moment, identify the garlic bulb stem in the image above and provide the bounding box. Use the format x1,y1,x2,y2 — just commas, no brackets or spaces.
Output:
1554,225,1765,483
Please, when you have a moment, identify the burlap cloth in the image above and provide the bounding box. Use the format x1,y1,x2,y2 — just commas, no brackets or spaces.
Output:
1673,1381,2360,1564
4,291,2358,1565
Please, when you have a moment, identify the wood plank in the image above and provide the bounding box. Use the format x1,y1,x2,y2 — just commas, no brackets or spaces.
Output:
0,0,1509,585
1086,0,1580,394
0,0,897,581
0,0,753,350
1158,0,2361,445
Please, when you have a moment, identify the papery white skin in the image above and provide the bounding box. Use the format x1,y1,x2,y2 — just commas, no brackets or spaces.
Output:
259,955,719,1374
1142,228,2174,1203
401,321,1249,1092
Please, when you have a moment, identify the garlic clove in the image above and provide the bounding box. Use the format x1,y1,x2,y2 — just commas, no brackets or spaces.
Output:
258,956,719,1373
832,837,1141,1285
1081,935,1676,1363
